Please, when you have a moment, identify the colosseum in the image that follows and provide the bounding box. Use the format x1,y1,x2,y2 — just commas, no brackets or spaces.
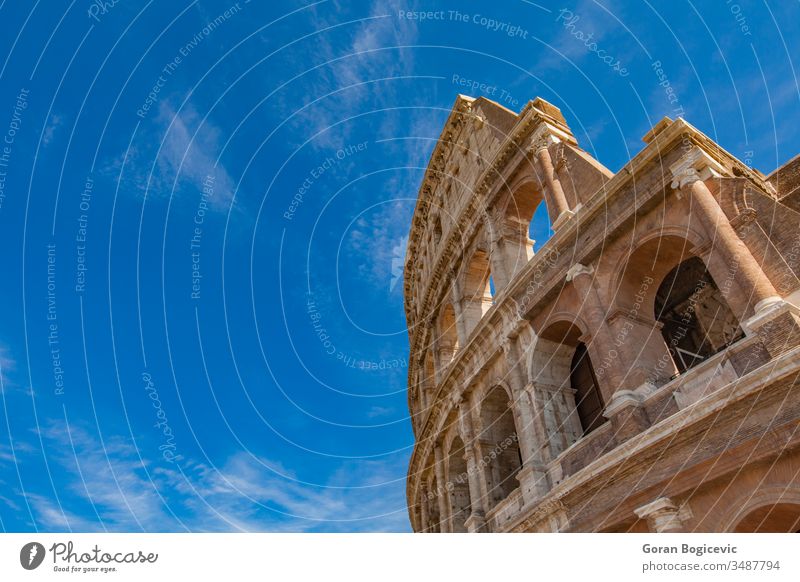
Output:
403,94,800,533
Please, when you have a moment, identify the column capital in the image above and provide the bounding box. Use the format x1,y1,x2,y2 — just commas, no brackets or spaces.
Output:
566,262,595,283
458,402,476,442
634,497,691,532
433,440,445,459
669,147,726,189
465,511,487,533
528,123,567,155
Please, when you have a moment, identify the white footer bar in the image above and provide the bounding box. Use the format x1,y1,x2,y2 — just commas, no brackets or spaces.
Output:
1,533,797,581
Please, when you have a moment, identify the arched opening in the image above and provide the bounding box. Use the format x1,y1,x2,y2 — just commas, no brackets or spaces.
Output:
529,200,554,252
461,248,494,336
498,180,548,278
570,342,605,435
446,436,471,532
437,303,459,370
479,386,522,507
609,234,714,386
654,257,744,374
530,321,605,458
734,503,800,532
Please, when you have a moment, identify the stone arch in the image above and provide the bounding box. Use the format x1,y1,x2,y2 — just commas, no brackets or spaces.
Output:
492,177,553,287
716,177,757,219
432,213,443,244
734,503,800,532
477,384,523,507
528,319,604,459
721,487,800,532
609,230,705,318
445,435,471,532
604,232,712,387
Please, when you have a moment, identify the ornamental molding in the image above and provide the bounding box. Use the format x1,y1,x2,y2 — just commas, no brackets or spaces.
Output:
669,146,727,189
528,122,567,155
565,263,594,282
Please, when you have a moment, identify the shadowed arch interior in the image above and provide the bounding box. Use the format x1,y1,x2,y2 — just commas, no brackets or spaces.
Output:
529,321,605,457
654,257,743,374
570,342,605,435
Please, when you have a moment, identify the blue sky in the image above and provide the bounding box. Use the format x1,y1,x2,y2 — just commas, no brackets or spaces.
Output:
0,0,797,532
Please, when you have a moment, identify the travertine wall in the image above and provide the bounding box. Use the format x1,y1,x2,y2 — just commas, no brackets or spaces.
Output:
404,95,800,533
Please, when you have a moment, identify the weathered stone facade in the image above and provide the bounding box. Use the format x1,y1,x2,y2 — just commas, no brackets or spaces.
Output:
404,95,800,533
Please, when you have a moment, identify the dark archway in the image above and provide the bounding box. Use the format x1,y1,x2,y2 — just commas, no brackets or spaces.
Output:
570,342,605,435
654,257,743,374
530,321,605,457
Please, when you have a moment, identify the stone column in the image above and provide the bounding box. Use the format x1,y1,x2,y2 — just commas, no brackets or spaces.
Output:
459,404,488,532
566,263,625,396
438,342,457,373
449,270,469,346
432,444,450,532
567,263,655,443
532,133,574,230
502,336,549,506
487,208,532,290
486,209,513,292
670,149,781,325
634,497,689,532
466,392,493,506
419,488,430,533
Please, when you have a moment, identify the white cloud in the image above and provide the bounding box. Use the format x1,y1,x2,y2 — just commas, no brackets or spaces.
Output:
344,198,415,292
0,344,14,392
153,100,236,210
43,113,64,147
101,99,237,212
23,423,410,532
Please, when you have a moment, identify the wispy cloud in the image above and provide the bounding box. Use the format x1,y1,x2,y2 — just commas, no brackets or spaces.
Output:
289,1,439,293
0,344,14,391
102,99,236,211
153,100,236,210
42,113,64,147
22,423,409,532
344,198,414,293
